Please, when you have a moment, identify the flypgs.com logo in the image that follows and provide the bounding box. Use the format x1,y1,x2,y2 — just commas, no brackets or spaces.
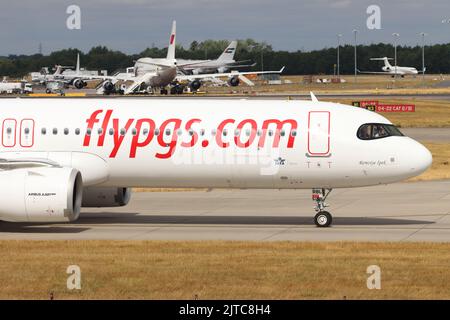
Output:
82,109,298,159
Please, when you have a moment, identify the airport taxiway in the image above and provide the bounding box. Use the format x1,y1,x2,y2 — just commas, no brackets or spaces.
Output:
1,180,449,241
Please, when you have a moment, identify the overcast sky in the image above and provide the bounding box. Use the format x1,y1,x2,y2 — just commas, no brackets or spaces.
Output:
1,0,449,55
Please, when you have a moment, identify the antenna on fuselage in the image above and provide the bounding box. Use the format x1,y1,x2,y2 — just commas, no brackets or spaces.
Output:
310,92,319,102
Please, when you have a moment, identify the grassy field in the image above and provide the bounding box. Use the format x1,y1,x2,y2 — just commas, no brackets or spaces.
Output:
0,241,449,300
322,98,450,128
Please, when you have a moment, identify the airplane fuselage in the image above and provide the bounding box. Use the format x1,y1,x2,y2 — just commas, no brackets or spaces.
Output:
0,99,431,189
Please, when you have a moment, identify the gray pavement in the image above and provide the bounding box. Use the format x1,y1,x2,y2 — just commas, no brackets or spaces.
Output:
402,128,450,143
1,180,449,242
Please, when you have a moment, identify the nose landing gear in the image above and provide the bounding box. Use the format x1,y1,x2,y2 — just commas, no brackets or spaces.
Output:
312,188,333,227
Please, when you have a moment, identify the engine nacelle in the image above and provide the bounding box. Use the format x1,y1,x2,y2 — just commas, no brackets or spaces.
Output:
103,80,115,93
0,167,82,222
228,76,240,87
73,78,86,89
82,187,131,207
189,80,202,91
217,67,228,73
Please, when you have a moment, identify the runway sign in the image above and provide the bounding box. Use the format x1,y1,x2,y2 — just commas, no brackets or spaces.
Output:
352,101,415,112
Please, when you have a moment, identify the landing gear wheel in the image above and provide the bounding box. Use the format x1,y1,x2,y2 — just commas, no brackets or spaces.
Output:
314,211,332,227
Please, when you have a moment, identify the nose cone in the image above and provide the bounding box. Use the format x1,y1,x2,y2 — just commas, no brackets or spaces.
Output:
407,139,432,177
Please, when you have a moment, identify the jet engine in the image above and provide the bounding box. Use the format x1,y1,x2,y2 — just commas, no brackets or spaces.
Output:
73,78,87,89
82,187,131,207
228,76,240,87
189,80,202,91
217,67,228,73
0,167,83,222
103,80,115,93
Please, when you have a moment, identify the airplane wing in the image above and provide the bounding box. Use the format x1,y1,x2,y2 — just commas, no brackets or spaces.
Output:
0,158,60,170
177,66,285,82
357,69,406,75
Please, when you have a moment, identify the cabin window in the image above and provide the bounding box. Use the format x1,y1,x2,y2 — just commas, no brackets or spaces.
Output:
109,128,114,135
155,128,160,136
64,128,69,135
6,127,12,134
53,128,58,135
41,128,46,135
199,129,205,136
165,129,171,136
143,128,149,136
291,130,297,137
98,128,103,135
280,130,285,137
188,129,194,136
120,128,126,136
357,123,404,140
86,128,91,136
131,128,137,136
24,128,30,135
75,128,80,135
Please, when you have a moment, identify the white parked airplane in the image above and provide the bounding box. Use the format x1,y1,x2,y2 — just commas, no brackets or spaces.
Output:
359,57,422,77
0,96,432,227
134,21,284,93
175,41,255,75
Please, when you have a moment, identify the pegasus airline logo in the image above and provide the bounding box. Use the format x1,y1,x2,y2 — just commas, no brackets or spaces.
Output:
83,109,298,159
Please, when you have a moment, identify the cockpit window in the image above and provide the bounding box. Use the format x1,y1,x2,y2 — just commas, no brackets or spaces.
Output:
357,123,404,140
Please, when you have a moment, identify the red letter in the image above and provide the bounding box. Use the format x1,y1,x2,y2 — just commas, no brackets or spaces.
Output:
216,119,235,148
98,109,113,146
234,119,257,148
129,118,156,158
83,109,103,146
181,118,201,147
156,118,182,159
258,119,298,148
109,118,134,158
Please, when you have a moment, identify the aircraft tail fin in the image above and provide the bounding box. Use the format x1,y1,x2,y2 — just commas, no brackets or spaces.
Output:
76,53,80,74
217,41,237,62
371,57,393,68
166,20,176,61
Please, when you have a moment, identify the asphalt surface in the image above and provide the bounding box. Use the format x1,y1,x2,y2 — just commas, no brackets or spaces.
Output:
1,180,449,242
401,128,450,143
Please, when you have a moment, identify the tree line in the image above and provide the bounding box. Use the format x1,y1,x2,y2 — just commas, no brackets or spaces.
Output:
1,39,450,78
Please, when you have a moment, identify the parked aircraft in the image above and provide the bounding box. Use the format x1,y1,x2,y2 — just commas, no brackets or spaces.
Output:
171,41,255,75
359,57,422,77
0,95,431,227
133,21,284,93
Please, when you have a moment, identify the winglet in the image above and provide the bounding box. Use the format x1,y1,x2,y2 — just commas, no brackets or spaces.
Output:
279,66,285,73
310,92,318,102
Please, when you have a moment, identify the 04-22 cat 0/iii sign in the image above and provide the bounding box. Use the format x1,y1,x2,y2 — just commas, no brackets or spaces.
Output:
352,101,415,112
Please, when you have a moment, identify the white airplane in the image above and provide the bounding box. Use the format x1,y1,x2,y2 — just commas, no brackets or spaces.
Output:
31,55,102,92
95,22,179,95
0,95,432,227
134,21,284,93
359,57,422,77
175,41,255,75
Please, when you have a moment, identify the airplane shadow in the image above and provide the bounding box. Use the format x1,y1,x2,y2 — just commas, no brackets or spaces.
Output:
76,212,434,226
0,213,434,233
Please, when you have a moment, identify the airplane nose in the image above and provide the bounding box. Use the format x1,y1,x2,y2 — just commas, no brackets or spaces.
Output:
408,139,432,176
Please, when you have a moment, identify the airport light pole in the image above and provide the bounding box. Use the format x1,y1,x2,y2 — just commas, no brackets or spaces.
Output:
419,32,427,86
353,29,358,83
337,34,342,80
392,33,400,81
